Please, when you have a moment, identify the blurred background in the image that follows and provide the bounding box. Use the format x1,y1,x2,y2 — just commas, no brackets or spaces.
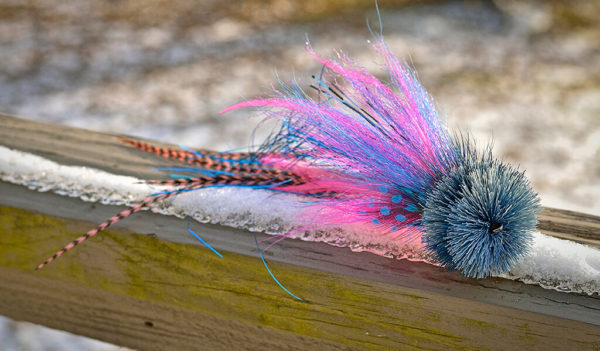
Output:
1,0,598,349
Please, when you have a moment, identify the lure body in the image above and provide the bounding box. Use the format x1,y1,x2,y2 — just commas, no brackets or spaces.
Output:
37,39,540,279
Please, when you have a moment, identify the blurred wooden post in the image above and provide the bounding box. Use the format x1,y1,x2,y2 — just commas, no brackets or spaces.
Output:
1,114,599,350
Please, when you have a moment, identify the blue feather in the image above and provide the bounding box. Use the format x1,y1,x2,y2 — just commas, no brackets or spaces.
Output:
421,136,540,278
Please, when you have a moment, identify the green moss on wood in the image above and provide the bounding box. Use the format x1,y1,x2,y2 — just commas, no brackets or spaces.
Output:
0,206,594,350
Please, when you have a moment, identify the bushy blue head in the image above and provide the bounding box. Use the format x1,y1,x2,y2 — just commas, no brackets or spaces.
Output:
421,139,541,278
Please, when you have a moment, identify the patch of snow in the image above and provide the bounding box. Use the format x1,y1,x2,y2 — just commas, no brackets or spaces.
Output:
1,146,598,295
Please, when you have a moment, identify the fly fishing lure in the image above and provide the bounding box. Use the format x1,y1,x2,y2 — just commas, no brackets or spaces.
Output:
36,37,540,283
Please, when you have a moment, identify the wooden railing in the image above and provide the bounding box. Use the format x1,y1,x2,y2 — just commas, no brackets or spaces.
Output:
1,114,599,350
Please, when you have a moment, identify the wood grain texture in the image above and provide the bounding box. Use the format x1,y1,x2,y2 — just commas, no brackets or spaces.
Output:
0,266,345,351
1,206,600,351
1,114,600,350
538,207,600,248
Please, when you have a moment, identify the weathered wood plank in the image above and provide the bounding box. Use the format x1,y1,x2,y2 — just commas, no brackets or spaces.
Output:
1,114,600,350
0,266,345,351
1,206,599,350
538,207,600,248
